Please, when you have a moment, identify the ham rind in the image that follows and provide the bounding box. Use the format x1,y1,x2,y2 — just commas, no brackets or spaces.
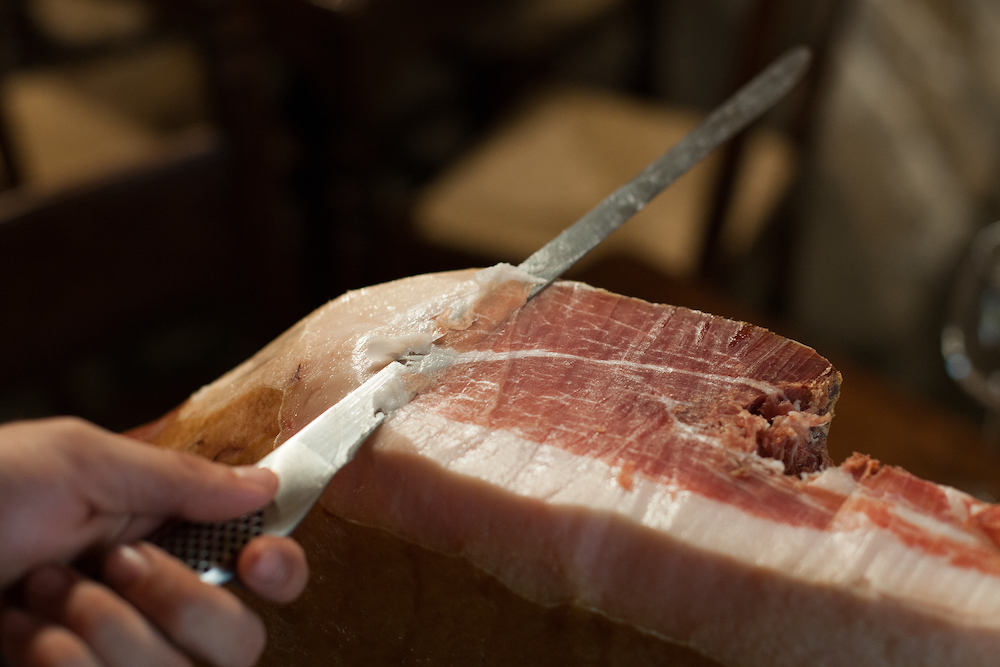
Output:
134,268,1000,666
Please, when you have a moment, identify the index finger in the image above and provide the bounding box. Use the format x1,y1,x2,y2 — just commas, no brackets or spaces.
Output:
59,418,278,522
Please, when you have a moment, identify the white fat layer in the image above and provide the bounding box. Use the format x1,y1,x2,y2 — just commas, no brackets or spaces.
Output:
945,486,971,523
359,263,540,370
888,504,983,546
386,409,1000,626
444,263,541,324
373,349,460,414
756,457,786,475
365,332,441,367
409,347,461,375
474,262,544,286
372,375,414,415
806,467,858,496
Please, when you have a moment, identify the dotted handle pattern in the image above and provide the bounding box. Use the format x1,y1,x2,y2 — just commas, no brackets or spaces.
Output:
151,509,264,583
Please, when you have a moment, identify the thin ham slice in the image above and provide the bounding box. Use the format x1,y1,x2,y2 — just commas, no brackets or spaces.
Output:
132,268,1000,667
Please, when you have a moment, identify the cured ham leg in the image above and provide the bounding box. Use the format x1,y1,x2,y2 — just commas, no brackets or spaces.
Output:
132,268,1000,667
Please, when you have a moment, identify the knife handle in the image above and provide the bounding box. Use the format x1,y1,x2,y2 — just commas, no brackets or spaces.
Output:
149,509,265,585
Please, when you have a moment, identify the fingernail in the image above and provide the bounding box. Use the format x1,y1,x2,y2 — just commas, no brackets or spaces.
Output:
26,566,71,604
104,544,149,589
250,549,287,586
232,466,276,490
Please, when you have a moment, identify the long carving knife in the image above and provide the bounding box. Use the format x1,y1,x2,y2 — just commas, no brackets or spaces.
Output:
151,46,811,584
519,45,811,296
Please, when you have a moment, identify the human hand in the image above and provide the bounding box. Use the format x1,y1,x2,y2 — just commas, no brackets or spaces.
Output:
0,417,309,667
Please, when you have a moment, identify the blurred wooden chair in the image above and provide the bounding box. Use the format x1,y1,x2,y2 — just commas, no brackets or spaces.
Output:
413,86,797,278
411,0,849,288
0,0,303,426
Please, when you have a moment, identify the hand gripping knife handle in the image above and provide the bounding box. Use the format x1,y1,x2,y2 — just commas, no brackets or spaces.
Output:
149,361,406,584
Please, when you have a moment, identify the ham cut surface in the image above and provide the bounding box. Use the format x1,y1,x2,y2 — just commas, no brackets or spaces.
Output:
133,268,1000,667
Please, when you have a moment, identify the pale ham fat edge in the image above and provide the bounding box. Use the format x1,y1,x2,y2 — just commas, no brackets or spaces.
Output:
139,266,1000,667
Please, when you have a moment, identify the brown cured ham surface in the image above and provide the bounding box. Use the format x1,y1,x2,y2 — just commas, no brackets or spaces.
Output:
133,268,1000,666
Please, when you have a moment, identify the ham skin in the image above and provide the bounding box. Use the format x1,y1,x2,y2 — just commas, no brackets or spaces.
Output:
131,268,1000,666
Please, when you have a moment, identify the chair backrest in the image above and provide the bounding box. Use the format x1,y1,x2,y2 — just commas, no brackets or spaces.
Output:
0,140,223,359
0,134,301,429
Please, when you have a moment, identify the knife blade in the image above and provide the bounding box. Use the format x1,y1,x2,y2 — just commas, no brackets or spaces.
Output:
519,45,811,296
151,46,811,584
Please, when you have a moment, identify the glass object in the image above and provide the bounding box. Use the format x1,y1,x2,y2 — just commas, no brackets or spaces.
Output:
942,220,1000,440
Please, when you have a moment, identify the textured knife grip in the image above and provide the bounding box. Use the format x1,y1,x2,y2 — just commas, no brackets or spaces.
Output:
151,509,264,584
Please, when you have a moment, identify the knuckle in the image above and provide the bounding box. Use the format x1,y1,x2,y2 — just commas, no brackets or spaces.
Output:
62,582,196,667
173,449,214,478
23,625,92,667
62,582,121,639
43,417,111,464
161,449,215,491
45,416,94,442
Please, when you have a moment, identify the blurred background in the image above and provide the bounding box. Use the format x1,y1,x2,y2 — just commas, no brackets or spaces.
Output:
4,0,1000,497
